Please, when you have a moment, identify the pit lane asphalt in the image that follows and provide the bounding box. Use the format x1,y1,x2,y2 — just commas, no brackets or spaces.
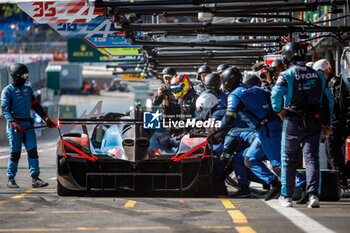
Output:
0,93,349,233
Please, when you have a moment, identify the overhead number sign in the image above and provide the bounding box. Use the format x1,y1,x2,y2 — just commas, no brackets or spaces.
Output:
18,0,103,24
19,0,143,59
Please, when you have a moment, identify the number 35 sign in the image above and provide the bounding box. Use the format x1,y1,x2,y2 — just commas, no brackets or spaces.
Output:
18,0,103,24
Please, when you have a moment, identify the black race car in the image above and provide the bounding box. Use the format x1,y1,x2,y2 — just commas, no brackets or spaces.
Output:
56,105,226,196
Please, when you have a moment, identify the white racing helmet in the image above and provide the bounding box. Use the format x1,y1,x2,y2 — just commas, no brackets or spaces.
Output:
313,59,331,71
306,62,314,67
196,92,218,120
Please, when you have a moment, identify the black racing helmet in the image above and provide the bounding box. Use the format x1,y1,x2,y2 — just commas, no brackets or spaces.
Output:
242,75,261,87
221,67,242,92
10,63,29,87
162,67,177,76
197,65,212,74
216,64,229,74
204,72,221,93
282,42,306,64
197,65,212,80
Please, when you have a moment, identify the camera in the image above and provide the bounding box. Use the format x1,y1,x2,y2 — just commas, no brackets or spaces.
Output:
260,67,276,80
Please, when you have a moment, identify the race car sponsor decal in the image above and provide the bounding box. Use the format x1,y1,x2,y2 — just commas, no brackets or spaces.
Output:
143,111,221,129
61,139,98,161
18,0,103,24
143,111,162,129
171,140,209,162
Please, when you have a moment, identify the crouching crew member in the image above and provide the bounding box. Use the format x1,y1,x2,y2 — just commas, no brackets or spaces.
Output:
1,63,56,188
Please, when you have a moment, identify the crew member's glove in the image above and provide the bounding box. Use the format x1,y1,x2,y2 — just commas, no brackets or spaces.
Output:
11,120,24,134
208,129,225,144
43,115,56,128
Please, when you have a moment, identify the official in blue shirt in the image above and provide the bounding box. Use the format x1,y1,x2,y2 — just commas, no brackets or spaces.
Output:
271,42,334,208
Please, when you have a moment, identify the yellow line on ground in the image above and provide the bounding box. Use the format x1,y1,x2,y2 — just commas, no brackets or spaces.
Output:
52,210,113,214
39,209,227,214
221,199,235,209
134,209,225,213
12,189,37,199
0,211,38,214
228,210,248,224
48,177,57,180
124,200,136,207
0,226,235,232
0,201,10,205
235,226,257,233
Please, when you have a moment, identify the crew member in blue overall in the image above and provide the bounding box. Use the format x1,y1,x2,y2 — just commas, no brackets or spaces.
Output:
217,69,284,199
194,65,211,95
271,42,334,208
196,90,260,198
221,74,282,174
1,63,56,188
220,72,282,199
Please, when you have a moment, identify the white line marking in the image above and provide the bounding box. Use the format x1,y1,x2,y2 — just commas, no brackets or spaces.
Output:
0,148,56,160
264,200,336,233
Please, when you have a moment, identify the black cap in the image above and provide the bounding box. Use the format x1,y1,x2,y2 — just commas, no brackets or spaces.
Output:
162,67,176,76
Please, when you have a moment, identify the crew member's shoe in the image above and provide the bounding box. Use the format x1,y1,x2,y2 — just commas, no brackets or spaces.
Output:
265,178,281,201
278,195,293,207
229,185,250,198
32,176,48,188
296,185,308,204
7,178,19,188
262,183,270,190
307,194,320,208
340,188,350,198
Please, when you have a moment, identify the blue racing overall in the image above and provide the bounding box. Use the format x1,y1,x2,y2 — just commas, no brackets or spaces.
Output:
221,84,282,173
1,84,47,178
